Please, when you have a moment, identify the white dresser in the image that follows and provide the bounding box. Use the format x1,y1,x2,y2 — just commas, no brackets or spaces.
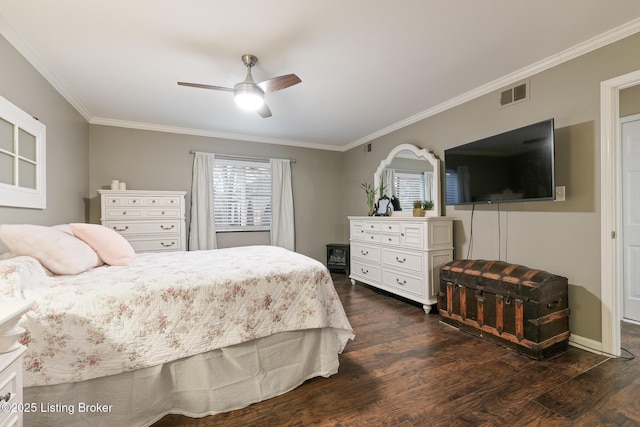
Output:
348,216,453,313
99,190,187,253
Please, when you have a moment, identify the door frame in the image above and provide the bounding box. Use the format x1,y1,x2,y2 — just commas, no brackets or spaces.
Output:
600,69,640,357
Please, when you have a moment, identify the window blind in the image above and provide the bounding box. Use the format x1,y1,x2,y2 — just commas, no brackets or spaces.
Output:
213,158,271,232
393,171,425,210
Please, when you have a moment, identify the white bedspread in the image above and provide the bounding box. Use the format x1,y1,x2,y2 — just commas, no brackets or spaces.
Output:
0,246,353,387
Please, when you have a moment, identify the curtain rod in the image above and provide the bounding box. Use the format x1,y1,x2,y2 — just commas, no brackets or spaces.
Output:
189,150,295,163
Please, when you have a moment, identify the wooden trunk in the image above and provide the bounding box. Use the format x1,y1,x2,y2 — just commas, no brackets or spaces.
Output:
439,259,570,359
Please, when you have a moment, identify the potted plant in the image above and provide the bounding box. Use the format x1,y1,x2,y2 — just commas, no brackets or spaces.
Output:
422,200,434,212
412,200,423,217
360,182,377,216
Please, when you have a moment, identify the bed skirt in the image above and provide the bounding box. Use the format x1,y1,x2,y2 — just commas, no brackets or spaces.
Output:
24,328,342,427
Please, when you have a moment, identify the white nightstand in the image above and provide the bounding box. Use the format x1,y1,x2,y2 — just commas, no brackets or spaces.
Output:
0,346,26,427
0,300,32,427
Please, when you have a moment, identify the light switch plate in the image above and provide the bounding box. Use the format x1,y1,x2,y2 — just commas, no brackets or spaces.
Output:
555,186,566,202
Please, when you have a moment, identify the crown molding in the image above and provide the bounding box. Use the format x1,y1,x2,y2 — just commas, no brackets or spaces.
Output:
90,117,345,151
343,17,640,152
0,14,93,122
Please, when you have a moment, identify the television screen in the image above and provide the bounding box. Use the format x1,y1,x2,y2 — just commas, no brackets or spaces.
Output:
445,119,555,205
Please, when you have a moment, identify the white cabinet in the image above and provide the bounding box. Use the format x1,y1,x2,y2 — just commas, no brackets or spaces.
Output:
99,190,187,253
348,216,453,313
0,346,26,427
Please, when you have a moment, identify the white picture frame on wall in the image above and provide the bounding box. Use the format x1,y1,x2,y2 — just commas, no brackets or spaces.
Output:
0,94,46,209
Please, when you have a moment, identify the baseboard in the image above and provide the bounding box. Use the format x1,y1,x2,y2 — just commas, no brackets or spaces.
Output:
569,333,606,356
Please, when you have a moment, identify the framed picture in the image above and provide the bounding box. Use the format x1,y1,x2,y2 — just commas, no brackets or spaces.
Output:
375,196,391,216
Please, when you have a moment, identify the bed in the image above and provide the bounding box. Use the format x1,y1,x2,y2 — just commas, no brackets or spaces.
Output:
0,242,354,427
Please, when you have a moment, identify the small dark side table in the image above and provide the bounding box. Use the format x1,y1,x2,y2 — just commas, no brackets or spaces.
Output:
326,243,350,275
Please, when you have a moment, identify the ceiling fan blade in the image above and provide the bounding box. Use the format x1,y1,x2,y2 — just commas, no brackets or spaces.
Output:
177,81,234,92
257,103,272,118
257,74,301,93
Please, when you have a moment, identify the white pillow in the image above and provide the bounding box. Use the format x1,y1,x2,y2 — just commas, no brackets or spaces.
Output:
69,223,135,266
0,224,103,275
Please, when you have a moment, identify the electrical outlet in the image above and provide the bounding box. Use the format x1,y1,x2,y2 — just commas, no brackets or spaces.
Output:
555,186,566,202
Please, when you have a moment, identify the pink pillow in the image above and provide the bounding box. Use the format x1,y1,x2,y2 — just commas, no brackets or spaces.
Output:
70,223,135,266
0,224,103,275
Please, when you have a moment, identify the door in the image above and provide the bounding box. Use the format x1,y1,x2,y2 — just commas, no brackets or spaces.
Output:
622,114,640,322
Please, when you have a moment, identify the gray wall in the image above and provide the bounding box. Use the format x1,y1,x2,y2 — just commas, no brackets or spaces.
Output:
0,35,89,250
341,32,640,344
88,125,344,263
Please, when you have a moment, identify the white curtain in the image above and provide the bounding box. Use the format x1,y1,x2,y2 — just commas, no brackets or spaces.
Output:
270,159,295,251
189,152,217,250
383,168,395,197
424,171,434,201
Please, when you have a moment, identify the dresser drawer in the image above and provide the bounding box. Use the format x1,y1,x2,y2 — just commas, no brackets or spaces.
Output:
380,233,400,245
382,248,423,273
146,208,181,218
105,208,144,219
380,222,401,233
0,347,24,427
129,238,181,252
363,222,381,232
351,242,380,263
142,196,182,207
0,363,20,406
350,221,366,241
103,220,180,235
382,269,424,298
351,260,380,283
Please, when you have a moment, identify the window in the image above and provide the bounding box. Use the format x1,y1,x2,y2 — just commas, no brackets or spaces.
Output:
213,158,271,232
393,171,426,210
0,95,46,209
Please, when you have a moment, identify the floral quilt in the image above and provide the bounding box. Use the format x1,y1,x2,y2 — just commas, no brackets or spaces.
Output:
0,246,354,387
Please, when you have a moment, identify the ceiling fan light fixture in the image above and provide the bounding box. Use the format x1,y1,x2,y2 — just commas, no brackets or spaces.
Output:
234,83,264,111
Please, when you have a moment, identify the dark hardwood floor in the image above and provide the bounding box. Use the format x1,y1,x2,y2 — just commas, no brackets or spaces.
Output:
154,273,640,426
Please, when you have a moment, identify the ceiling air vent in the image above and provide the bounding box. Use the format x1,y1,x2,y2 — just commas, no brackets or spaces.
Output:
500,81,529,107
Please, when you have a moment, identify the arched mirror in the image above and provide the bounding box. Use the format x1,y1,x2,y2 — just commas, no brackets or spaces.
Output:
374,144,441,217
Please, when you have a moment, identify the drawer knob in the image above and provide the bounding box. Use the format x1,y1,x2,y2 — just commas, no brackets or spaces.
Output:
161,242,175,247
160,225,175,230
111,199,117,203
122,211,127,215
152,200,157,203
360,250,368,256
396,278,407,286
396,257,406,263
132,200,137,203
113,226,129,232
1,392,11,402
161,211,165,215
360,268,369,274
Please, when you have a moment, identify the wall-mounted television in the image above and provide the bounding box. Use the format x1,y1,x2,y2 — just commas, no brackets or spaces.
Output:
445,118,555,205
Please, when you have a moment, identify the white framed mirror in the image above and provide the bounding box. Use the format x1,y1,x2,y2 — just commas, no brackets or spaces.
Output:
374,143,441,217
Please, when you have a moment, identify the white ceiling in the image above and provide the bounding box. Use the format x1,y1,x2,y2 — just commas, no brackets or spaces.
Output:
2,1,640,151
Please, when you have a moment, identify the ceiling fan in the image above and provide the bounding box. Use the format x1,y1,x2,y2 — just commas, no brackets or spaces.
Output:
178,54,301,118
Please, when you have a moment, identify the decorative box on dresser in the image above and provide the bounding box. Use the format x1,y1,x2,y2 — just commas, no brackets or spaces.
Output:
98,190,187,252
348,216,453,313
